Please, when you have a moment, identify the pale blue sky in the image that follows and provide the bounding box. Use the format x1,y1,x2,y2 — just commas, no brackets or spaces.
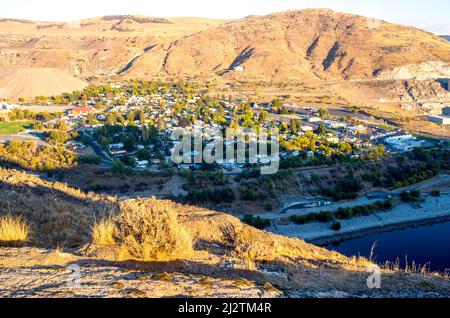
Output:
1,0,449,34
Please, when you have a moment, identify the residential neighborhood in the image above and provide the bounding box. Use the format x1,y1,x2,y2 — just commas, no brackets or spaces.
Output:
0,81,439,175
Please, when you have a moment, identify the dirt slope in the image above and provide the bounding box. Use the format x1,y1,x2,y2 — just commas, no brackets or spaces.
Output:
0,67,88,100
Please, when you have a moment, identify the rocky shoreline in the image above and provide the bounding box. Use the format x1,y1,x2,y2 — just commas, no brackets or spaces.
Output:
269,194,450,246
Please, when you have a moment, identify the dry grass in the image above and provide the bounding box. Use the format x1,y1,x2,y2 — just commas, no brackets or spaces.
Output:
91,218,117,246
114,198,193,261
232,242,258,271
0,167,114,247
0,214,29,246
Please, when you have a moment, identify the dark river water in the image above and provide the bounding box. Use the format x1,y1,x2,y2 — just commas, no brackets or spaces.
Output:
327,221,450,273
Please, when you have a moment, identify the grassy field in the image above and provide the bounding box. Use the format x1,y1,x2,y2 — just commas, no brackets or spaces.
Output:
0,121,32,135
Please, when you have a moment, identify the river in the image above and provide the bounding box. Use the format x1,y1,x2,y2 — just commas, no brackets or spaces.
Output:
327,221,450,273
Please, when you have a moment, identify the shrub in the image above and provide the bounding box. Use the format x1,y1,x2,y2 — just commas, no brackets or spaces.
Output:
331,222,342,231
336,207,353,219
379,199,393,210
430,190,441,197
0,215,29,246
0,140,77,171
400,190,421,202
79,155,102,165
111,160,130,174
317,211,333,222
290,215,308,225
91,218,116,245
243,215,271,230
186,187,235,204
306,213,318,222
114,199,193,261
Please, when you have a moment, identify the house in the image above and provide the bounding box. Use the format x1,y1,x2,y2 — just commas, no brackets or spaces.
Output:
136,160,149,169
108,143,126,156
0,102,13,110
325,121,347,129
71,106,94,116
307,117,322,123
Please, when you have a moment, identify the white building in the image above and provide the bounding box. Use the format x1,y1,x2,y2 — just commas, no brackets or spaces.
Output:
0,102,13,111
325,121,347,129
307,117,322,123
136,160,149,169
108,143,126,156
427,115,450,126
385,134,424,151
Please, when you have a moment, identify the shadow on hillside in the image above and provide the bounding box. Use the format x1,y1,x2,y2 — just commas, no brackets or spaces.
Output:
0,172,114,209
0,161,239,216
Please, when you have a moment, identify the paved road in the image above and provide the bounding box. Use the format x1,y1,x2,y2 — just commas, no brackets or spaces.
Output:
81,132,113,167
260,174,450,220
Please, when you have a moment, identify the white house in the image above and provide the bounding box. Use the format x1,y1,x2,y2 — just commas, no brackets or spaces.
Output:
108,143,126,156
307,117,322,123
0,102,13,111
136,160,149,169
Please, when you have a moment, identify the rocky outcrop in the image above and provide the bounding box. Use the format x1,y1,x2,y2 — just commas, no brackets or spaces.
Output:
375,61,450,80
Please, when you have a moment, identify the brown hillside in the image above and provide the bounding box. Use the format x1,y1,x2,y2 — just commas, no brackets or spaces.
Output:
0,15,226,80
1,9,450,86
128,9,450,81
0,67,88,100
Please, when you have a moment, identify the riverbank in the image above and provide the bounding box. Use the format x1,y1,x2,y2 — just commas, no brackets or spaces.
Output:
269,194,450,246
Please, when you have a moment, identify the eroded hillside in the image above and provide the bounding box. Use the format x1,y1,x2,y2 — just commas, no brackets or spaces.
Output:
121,9,450,82
0,15,226,78
1,9,450,83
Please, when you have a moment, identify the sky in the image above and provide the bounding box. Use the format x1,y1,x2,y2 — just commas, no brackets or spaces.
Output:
1,0,449,34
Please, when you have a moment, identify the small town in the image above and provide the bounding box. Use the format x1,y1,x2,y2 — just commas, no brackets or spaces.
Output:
0,0,449,303
0,81,439,175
